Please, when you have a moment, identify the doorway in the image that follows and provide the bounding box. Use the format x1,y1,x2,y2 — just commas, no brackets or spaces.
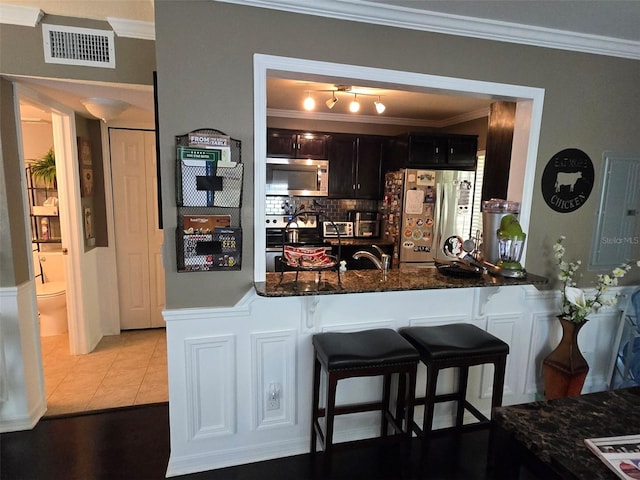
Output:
18,97,72,343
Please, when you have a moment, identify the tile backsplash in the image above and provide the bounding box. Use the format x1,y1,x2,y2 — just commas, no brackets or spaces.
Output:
265,196,380,221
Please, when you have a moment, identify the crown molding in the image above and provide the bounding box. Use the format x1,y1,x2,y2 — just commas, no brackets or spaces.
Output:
267,106,488,128
216,0,640,60
107,17,155,40
0,4,43,27
0,5,155,40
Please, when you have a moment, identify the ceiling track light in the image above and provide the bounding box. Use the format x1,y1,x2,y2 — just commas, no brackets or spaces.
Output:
301,85,386,114
325,92,338,109
349,94,360,113
303,91,315,111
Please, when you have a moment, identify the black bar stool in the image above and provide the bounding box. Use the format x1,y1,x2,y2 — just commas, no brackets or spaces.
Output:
310,328,419,455
399,323,509,446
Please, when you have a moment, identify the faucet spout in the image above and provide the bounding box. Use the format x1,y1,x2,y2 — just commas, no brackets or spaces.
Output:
352,251,384,270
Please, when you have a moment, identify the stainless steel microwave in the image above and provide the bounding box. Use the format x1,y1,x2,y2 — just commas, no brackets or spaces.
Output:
265,158,328,197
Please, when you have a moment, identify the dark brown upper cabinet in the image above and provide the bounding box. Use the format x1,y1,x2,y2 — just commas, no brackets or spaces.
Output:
328,134,383,199
267,129,329,159
387,133,477,171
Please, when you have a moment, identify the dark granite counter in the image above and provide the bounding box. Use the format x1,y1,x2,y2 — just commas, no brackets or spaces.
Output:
492,387,640,479
254,266,547,297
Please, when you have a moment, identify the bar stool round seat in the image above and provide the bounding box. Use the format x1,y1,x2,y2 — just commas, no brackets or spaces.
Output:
399,323,509,445
310,328,419,455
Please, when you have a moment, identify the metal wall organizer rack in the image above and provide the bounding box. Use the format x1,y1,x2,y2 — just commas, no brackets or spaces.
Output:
176,128,243,271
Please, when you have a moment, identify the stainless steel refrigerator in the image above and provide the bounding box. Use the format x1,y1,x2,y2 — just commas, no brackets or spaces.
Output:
382,168,476,265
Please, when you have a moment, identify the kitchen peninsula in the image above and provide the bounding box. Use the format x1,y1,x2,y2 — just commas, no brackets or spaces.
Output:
166,262,632,478
255,267,547,297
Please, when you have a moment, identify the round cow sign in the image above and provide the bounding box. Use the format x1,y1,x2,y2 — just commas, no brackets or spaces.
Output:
541,148,594,213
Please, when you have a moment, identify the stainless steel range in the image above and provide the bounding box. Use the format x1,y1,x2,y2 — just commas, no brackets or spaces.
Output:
265,214,331,272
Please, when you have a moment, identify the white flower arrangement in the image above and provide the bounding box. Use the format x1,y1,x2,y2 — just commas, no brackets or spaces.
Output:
553,236,640,323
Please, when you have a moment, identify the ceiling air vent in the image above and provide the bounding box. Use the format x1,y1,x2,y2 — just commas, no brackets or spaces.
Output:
42,24,115,68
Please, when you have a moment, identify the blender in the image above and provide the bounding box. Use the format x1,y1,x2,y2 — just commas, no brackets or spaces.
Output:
481,199,520,264
496,214,527,278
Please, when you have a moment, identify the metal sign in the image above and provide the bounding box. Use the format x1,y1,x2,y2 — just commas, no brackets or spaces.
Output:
541,148,594,213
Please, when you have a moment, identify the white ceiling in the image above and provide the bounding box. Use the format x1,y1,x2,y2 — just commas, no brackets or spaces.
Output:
5,0,639,125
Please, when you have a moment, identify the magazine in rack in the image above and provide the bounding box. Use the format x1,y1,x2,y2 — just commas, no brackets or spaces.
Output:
584,434,640,479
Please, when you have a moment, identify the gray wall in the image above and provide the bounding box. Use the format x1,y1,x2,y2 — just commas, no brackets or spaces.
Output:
155,2,640,308
0,79,30,287
75,114,107,250
0,15,155,85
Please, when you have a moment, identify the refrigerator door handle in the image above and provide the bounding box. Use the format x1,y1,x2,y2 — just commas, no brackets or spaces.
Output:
435,183,442,255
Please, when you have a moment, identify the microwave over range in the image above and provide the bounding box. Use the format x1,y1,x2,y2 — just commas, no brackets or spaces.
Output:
266,158,328,197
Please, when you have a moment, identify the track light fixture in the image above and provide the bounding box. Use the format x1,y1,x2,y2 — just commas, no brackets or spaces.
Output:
349,94,360,113
300,85,386,114
325,92,338,109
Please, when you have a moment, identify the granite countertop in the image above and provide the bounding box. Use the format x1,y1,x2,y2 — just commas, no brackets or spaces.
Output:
494,387,640,479
254,265,547,297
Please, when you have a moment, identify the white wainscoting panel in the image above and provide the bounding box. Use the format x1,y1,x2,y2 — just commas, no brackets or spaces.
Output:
0,282,46,433
484,313,521,399
185,335,236,440
526,312,557,396
251,330,297,430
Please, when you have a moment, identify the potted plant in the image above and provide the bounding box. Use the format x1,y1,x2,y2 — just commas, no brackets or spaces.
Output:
29,147,57,188
543,235,639,399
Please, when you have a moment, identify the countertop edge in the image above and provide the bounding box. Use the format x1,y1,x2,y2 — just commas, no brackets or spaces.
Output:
254,269,548,297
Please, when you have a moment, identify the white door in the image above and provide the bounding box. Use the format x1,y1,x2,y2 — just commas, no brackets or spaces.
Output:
110,129,165,329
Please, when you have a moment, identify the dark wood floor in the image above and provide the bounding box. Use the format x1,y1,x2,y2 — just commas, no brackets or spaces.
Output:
1,402,536,479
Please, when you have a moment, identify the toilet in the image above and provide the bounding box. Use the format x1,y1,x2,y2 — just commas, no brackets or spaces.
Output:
35,252,68,336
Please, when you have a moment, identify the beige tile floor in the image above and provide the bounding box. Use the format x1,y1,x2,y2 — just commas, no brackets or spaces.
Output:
40,328,168,417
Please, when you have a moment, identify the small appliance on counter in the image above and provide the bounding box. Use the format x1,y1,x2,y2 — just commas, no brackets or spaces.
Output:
481,199,520,265
322,221,354,238
496,213,527,278
348,211,380,238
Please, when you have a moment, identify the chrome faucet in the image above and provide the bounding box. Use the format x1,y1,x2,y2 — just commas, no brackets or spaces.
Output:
352,245,391,272
352,251,384,269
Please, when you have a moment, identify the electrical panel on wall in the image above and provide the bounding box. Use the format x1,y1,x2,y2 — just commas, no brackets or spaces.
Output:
589,152,640,270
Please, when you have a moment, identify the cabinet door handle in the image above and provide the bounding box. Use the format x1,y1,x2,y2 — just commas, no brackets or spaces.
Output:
450,147,454,154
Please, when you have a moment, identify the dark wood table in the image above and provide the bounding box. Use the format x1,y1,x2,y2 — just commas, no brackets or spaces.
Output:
491,387,640,479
